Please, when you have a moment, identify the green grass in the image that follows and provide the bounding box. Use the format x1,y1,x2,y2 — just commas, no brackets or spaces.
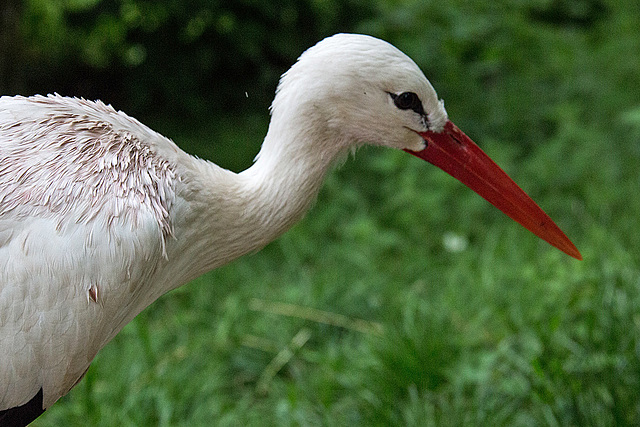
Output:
31,103,640,425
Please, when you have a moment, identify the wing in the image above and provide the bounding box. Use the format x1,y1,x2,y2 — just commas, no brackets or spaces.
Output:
0,94,178,242
0,95,178,411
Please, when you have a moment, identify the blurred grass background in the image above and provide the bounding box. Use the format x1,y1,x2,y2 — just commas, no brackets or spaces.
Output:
2,0,639,425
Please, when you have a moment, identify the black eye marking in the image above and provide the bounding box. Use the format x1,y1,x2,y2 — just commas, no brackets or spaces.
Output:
390,92,425,116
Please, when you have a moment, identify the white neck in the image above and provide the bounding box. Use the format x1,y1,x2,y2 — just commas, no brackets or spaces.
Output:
161,102,348,290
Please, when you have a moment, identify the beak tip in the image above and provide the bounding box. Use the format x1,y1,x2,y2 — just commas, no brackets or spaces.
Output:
567,246,583,261
555,241,582,260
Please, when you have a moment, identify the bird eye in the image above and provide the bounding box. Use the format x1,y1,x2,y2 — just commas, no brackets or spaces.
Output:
391,92,425,115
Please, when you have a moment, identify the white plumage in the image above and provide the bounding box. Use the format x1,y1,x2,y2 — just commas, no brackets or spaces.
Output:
0,33,579,424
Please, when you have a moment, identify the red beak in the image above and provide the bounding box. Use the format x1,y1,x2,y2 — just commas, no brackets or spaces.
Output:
405,120,582,260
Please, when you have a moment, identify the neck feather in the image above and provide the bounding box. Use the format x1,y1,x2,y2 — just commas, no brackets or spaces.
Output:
163,108,348,287
238,92,351,239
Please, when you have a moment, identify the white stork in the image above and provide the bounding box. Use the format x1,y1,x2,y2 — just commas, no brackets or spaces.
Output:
0,33,581,425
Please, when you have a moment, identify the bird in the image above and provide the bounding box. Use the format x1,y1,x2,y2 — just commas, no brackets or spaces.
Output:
0,33,581,425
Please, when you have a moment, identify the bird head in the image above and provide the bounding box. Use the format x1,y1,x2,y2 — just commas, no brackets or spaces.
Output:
270,33,581,260
273,33,446,152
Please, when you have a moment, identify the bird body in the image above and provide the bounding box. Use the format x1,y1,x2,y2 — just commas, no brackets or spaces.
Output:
0,92,327,412
0,34,580,424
